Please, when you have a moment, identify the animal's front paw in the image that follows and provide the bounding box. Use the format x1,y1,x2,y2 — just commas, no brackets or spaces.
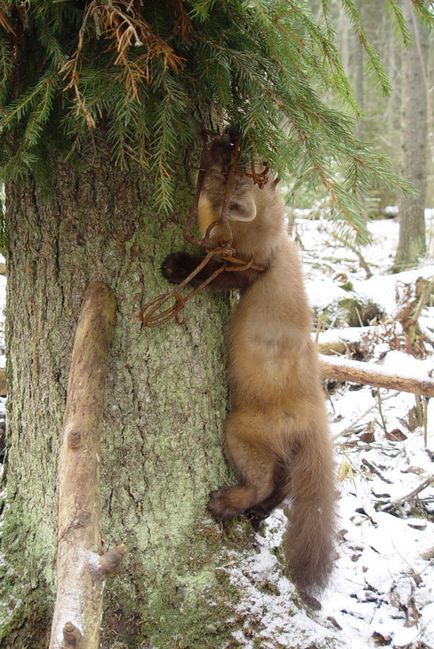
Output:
161,252,196,285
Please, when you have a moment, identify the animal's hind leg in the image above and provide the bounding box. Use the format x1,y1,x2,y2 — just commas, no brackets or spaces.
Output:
208,414,276,521
245,461,289,527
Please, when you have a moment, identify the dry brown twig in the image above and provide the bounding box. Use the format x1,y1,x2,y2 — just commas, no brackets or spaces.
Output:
361,458,393,484
394,278,434,357
332,392,397,441
382,474,434,513
0,10,14,34
60,0,185,119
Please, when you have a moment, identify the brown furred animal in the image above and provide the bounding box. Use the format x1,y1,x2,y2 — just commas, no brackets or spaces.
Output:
161,137,336,596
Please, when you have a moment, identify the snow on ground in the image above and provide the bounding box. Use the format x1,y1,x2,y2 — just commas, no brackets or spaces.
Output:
227,510,349,649
225,213,434,649
323,384,434,649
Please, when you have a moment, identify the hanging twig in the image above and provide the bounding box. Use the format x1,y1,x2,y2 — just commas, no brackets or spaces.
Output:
182,131,214,249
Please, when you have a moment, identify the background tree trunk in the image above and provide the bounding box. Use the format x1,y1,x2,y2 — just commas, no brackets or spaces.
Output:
354,0,365,140
394,0,429,270
0,143,238,648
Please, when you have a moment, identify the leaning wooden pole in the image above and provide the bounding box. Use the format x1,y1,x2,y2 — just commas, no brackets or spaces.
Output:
49,282,122,649
319,354,434,398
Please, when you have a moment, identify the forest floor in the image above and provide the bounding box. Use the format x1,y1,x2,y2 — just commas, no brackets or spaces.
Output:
226,213,434,649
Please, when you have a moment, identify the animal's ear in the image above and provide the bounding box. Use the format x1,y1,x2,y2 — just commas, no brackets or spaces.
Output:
272,176,280,189
203,137,233,172
227,192,257,222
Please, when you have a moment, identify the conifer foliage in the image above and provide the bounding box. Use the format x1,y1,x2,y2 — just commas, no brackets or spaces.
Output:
0,0,431,237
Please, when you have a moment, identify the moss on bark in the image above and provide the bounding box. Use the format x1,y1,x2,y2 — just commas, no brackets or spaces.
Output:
0,143,234,647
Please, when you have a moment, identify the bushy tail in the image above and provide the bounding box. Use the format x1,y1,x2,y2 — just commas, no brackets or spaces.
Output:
284,429,336,595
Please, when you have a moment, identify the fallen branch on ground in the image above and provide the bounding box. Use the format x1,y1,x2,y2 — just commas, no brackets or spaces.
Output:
361,458,393,484
49,282,122,649
320,354,434,398
382,475,434,512
331,231,373,279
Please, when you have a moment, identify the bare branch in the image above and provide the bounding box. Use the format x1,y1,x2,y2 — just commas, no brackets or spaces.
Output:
382,475,434,512
320,354,434,397
49,282,119,649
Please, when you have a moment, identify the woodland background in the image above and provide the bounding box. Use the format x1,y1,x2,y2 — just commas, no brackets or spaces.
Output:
0,1,433,649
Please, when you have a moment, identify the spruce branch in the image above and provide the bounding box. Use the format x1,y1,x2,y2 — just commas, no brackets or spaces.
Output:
341,0,392,95
0,0,429,223
386,0,412,45
0,71,56,133
410,1,434,26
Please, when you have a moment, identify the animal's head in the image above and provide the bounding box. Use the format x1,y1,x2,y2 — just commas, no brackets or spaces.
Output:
197,137,260,233
197,135,284,256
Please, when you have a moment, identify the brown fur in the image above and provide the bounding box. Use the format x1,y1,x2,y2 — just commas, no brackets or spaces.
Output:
162,138,336,596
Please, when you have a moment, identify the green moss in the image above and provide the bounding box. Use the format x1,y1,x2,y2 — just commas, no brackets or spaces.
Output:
0,502,50,647
100,517,254,648
0,560,52,649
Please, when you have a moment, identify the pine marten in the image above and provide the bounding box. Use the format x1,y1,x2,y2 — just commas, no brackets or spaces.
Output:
162,137,336,596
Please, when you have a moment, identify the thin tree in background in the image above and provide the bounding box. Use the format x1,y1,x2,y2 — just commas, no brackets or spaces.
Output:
394,0,430,270
354,0,365,140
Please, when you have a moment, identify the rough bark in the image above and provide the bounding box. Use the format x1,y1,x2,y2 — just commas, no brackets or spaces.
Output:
394,0,429,270
0,144,235,648
49,282,117,649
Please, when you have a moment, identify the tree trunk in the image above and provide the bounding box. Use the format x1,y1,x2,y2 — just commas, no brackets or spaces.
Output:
0,143,235,648
394,0,429,270
354,0,365,140
0,144,344,648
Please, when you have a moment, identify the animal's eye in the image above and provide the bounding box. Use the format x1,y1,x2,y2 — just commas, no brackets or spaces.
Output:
229,202,241,211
